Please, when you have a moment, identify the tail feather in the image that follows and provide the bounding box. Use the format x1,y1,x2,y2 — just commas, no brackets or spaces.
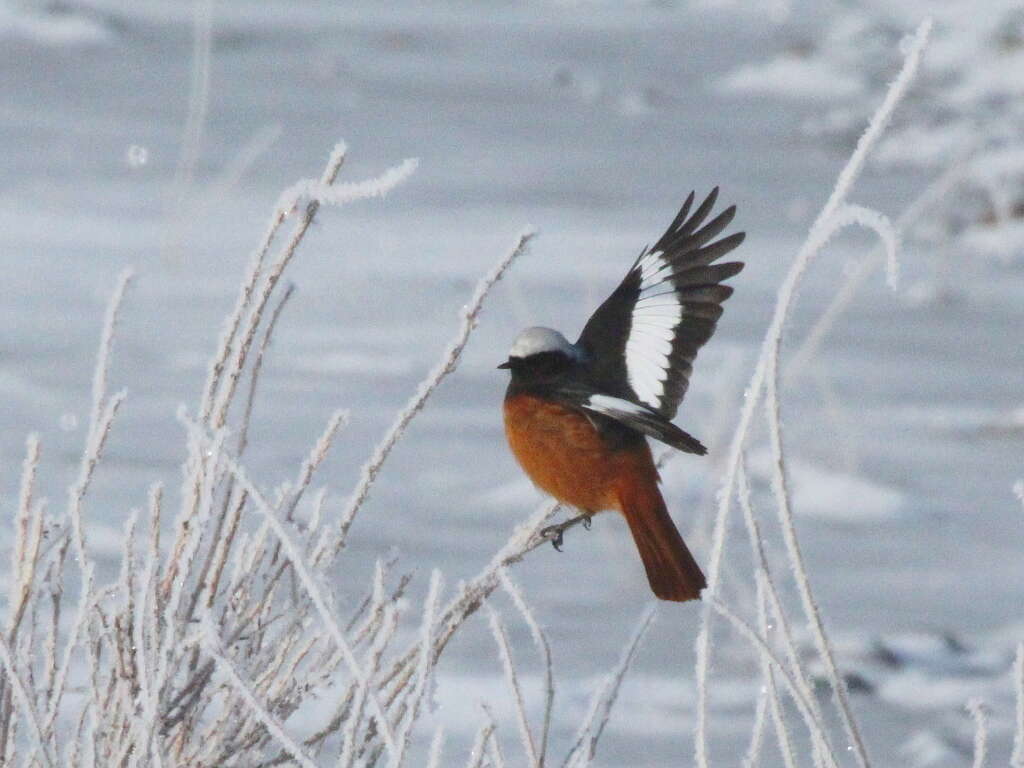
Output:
618,479,706,602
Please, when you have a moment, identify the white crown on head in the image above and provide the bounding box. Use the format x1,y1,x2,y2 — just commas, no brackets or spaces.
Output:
508,326,576,359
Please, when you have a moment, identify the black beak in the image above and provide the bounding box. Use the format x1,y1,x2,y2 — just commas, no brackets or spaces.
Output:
497,360,512,369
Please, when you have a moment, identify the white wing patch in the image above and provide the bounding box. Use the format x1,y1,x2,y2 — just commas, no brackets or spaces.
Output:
625,249,682,410
584,394,652,418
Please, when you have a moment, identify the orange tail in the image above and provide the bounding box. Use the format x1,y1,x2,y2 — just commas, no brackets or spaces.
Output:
618,479,706,602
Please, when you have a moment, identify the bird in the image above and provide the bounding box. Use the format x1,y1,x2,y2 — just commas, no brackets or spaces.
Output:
499,189,745,602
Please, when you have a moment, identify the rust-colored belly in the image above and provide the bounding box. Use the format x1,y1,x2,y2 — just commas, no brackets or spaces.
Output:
503,392,655,513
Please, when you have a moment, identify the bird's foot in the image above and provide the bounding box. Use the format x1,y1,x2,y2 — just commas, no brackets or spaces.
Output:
543,526,565,552
539,513,593,552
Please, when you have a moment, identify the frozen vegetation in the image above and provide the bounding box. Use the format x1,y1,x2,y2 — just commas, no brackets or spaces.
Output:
0,1,1022,766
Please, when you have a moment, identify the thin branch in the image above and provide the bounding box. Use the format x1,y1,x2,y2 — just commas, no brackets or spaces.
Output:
0,633,53,768
200,141,347,424
182,416,399,759
426,726,445,768
786,152,971,383
487,606,539,767
736,459,836,767
200,617,320,768
705,595,837,759
499,570,554,764
238,281,297,457
211,154,415,430
563,605,656,767
327,229,535,552
388,570,443,768
693,20,931,768
1012,642,1024,768
966,698,988,768
465,720,496,768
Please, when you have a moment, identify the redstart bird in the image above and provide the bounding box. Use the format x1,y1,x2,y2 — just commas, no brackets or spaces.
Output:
499,189,744,602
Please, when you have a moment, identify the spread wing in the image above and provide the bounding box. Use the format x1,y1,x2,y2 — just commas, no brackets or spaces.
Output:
576,189,745,419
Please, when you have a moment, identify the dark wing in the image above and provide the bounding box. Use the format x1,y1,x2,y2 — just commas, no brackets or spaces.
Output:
576,189,745,419
552,386,707,455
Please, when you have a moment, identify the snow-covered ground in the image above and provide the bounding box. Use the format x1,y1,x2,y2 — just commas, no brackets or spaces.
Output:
1,1,1021,765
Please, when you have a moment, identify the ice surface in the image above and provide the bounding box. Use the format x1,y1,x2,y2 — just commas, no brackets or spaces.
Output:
718,54,866,100
747,453,906,522
2,0,1022,765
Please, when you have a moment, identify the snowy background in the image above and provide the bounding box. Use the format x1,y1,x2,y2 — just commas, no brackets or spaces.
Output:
1,0,1022,765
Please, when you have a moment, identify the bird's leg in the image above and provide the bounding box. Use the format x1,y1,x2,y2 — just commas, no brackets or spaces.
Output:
539,512,593,551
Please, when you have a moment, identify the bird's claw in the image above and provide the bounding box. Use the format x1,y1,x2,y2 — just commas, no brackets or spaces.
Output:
540,524,566,552
551,530,564,552
540,513,593,551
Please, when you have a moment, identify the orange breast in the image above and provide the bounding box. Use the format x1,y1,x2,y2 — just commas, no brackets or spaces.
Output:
503,393,658,513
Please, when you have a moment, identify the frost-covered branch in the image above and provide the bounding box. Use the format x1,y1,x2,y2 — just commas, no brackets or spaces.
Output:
695,18,932,768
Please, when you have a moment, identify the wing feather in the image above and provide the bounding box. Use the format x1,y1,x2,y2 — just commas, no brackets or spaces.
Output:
576,190,745,417
581,394,706,455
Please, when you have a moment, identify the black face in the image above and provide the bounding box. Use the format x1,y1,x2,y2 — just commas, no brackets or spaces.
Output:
500,350,576,390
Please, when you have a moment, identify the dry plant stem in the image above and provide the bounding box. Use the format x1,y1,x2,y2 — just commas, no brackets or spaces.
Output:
966,699,988,768
377,499,561,722
425,727,445,768
200,617,319,768
10,435,41,620
88,268,134,439
1013,642,1024,768
325,229,536,554
563,605,656,768
487,606,540,767
155,425,229,719
134,486,166,768
0,631,53,767
387,570,442,768
209,124,283,201
827,204,899,287
479,704,507,768
340,603,398,768
232,230,536,763
172,0,212,202
706,596,835,753
488,733,508,768
693,20,931,768
785,149,974,384
356,468,653,747
188,425,400,760
42,559,64,714
200,141,346,425
741,684,768,768
199,486,248,614
238,281,296,457
0,435,44,743
248,572,410,767
43,272,134,750
286,408,350,522
736,463,805,768
499,570,554,763
211,152,415,432
737,459,835,767
210,157,342,430
465,721,496,768
754,579,800,768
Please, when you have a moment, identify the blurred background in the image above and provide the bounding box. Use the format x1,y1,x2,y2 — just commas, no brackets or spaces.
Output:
1,0,1022,765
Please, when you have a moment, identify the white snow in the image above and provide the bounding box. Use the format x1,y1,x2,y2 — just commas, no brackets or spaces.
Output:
718,53,866,100
747,453,906,522
0,5,113,46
